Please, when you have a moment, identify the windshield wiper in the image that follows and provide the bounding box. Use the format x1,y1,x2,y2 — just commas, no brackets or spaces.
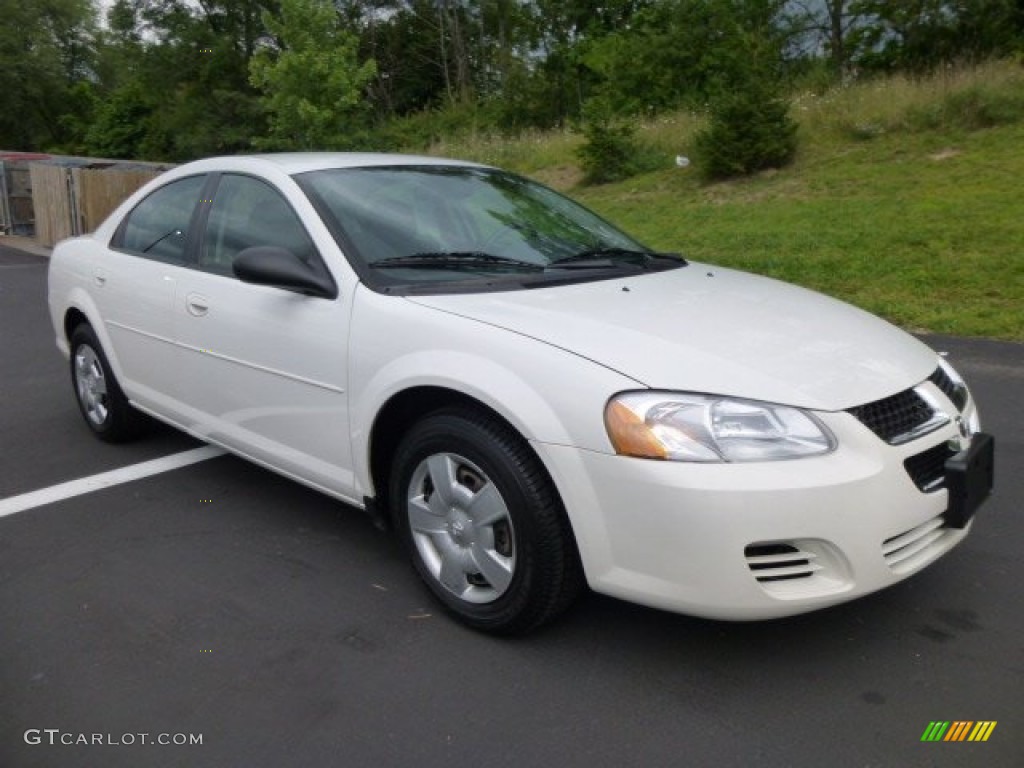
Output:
371,252,544,271
548,248,686,269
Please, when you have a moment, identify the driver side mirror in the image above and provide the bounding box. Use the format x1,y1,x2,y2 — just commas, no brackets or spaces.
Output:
233,246,337,299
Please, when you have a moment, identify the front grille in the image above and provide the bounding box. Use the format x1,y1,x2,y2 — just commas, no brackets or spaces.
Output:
744,543,821,583
904,442,956,492
929,366,967,411
848,388,935,444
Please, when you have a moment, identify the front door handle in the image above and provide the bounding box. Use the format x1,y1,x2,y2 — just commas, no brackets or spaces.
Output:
186,293,209,316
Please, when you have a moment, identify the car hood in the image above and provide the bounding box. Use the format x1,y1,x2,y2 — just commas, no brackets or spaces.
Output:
403,264,938,411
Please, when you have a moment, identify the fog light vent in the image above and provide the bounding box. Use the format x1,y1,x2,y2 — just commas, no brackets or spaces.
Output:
744,543,822,583
904,442,956,492
882,514,949,573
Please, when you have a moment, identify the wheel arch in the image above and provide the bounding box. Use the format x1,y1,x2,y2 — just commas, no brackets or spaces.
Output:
64,306,90,341
369,386,515,510
366,385,578,556
58,290,126,381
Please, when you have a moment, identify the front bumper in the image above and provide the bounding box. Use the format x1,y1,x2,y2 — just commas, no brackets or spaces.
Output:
535,402,984,621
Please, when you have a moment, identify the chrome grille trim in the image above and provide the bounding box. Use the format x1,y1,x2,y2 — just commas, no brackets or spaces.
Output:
930,361,968,411
848,384,949,445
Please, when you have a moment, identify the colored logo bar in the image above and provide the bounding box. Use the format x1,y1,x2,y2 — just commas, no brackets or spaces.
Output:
921,721,997,742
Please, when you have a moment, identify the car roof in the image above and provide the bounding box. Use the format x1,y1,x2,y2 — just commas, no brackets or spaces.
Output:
175,152,489,177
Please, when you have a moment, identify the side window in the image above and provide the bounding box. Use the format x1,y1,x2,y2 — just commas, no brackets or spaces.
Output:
115,175,206,263
201,174,318,275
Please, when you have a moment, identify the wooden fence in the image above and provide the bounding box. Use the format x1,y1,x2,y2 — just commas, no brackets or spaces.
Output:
29,164,164,247
28,165,73,248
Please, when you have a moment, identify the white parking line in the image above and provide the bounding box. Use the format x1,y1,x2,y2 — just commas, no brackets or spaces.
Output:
0,445,226,518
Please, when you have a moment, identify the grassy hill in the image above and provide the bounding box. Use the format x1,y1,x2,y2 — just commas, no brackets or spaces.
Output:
426,61,1024,341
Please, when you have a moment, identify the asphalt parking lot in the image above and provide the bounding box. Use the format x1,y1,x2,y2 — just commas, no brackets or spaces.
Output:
1,241,1022,768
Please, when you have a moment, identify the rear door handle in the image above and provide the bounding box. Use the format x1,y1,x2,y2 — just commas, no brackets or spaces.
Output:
186,293,209,316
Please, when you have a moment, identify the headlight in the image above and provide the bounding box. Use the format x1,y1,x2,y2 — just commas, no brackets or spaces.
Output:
604,392,836,462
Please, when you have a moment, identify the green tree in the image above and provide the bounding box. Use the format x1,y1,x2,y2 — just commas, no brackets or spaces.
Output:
851,0,1023,72
693,74,798,180
83,81,154,159
530,0,653,125
0,0,97,151
250,0,377,149
576,108,643,184
354,1,461,118
582,0,793,116
83,0,269,160
786,0,866,77
685,1,798,180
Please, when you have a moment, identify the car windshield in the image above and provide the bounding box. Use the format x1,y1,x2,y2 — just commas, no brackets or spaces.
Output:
295,166,683,293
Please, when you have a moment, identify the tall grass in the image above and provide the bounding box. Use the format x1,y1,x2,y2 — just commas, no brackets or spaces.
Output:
795,59,1024,143
417,59,1024,186
426,127,580,173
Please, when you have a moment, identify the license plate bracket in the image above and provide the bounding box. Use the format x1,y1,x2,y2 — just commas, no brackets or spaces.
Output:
944,432,994,529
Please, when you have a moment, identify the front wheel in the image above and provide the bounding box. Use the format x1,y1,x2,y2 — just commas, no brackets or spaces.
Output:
391,408,583,634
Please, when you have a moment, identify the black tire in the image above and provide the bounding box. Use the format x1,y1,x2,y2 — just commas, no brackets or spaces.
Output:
390,407,583,634
69,324,147,442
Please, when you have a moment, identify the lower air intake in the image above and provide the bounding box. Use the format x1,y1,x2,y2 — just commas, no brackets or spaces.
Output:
882,515,951,574
744,540,853,600
744,543,821,583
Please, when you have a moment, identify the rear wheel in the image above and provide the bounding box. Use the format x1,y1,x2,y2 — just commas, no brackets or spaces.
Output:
391,408,583,634
69,324,146,442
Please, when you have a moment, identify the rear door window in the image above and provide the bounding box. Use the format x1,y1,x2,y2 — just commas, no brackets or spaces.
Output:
113,175,206,264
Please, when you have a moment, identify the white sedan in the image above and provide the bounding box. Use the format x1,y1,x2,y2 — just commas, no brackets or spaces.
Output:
47,153,995,633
